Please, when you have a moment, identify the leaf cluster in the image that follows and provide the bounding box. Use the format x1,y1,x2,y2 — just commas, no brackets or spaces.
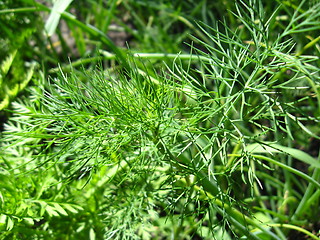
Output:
1,0,320,239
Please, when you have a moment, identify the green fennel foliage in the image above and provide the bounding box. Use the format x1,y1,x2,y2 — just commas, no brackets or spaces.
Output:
1,0,320,239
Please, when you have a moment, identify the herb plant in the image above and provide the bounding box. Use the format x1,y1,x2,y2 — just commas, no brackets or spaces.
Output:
0,0,320,239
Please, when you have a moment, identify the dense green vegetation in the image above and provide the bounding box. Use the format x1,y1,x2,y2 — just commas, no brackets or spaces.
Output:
0,0,320,239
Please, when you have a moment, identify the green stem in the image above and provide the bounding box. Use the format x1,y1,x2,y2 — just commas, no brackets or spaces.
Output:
0,7,37,14
229,154,320,189
292,168,320,219
189,180,281,240
49,52,213,73
0,4,130,70
148,132,280,239
263,223,319,240
31,2,130,70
